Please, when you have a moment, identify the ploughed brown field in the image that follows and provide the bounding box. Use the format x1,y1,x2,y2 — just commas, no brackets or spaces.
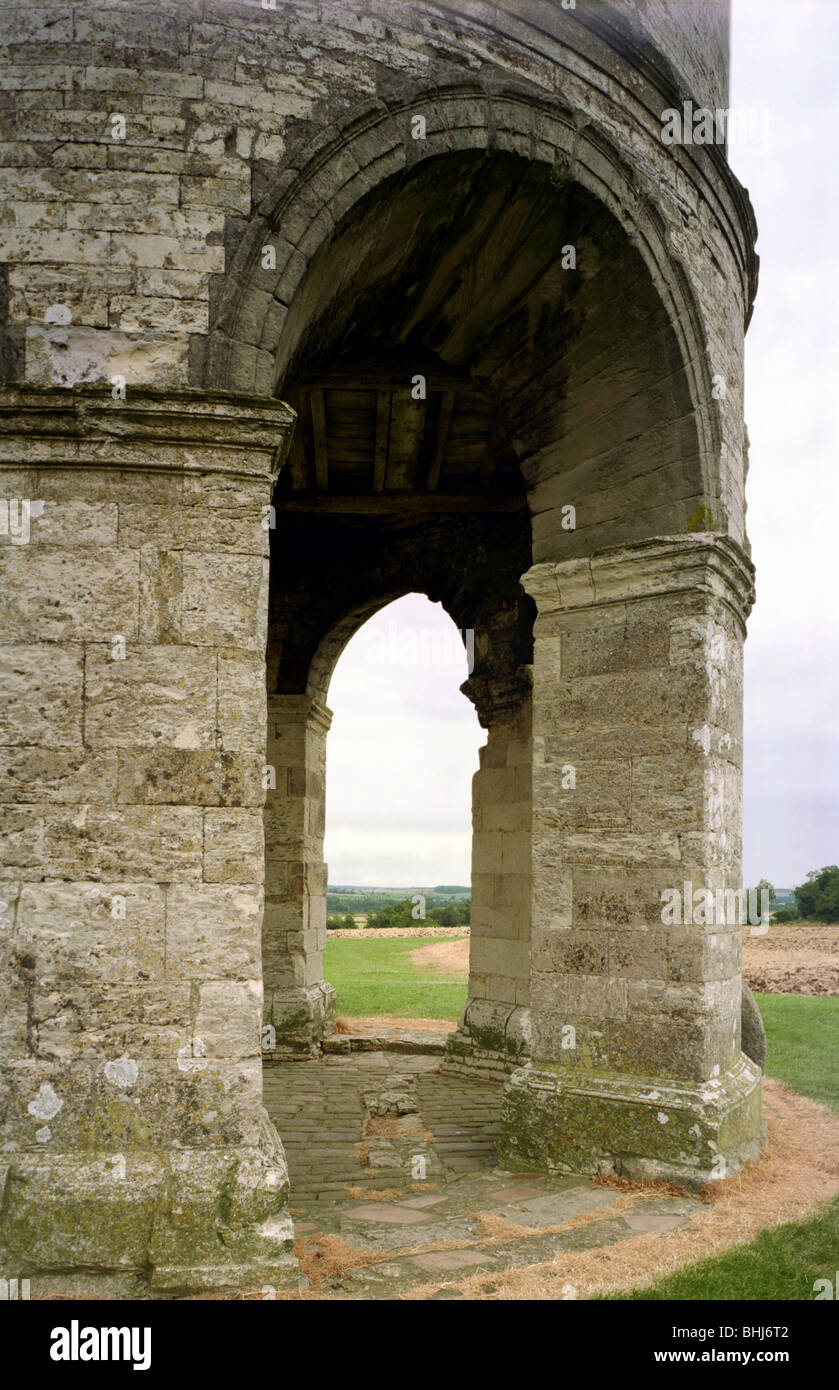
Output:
742,924,839,996
402,925,839,997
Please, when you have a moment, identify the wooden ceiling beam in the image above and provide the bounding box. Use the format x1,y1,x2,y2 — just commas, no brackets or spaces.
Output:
426,389,455,491
479,410,509,490
310,389,328,491
373,388,390,492
295,359,477,393
276,492,526,515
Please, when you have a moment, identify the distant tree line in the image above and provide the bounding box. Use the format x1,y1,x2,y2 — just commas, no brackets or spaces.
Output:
326,897,471,930
326,890,469,916
771,866,839,924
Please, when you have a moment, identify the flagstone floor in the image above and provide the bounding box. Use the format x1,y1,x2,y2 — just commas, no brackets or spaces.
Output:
263,1049,703,1299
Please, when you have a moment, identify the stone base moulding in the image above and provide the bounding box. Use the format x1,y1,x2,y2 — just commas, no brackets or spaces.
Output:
264,981,337,1058
500,1055,765,1188
444,1000,532,1078
1,1126,298,1300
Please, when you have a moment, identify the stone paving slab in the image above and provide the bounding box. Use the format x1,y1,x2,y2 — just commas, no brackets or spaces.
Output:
263,1049,704,1299
333,1211,689,1299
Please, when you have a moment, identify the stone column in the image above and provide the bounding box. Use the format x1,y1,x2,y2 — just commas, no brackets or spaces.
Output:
0,384,298,1296
263,694,335,1056
500,535,764,1185
445,681,533,1077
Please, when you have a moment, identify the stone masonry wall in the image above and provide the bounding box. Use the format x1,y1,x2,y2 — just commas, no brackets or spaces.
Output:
0,1,754,544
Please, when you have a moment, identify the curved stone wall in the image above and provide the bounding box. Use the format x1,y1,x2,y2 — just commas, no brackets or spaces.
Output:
0,1,754,544
0,0,764,1292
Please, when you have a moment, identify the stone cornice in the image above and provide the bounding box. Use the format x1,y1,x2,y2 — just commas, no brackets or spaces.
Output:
0,384,295,482
521,533,756,633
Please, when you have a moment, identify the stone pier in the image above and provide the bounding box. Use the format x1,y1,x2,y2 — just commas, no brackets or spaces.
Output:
0,385,299,1295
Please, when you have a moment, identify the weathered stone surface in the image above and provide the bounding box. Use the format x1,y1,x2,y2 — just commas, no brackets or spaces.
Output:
741,982,767,1070
0,0,762,1294
165,883,262,981
86,647,217,749
0,386,294,1294
501,1054,764,1188
203,808,264,882
15,881,166,983
0,645,84,747
118,748,263,806
0,548,139,642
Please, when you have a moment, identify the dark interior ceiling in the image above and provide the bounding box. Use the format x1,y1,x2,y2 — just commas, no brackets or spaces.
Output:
274,150,618,514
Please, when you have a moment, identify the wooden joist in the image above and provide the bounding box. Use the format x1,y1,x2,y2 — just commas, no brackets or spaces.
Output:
427,389,455,491
310,388,328,490
479,410,505,490
373,388,390,492
277,492,526,515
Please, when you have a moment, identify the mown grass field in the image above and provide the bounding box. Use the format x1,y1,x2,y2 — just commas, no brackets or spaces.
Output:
755,993,839,1113
602,1198,839,1301
324,935,468,1020
324,935,839,1299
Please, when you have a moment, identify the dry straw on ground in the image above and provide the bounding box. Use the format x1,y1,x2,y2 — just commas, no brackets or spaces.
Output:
409,939,471,975
335,1015,457,1033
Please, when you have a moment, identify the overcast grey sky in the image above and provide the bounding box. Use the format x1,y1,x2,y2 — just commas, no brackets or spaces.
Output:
324,0,839,890
732,0,839,887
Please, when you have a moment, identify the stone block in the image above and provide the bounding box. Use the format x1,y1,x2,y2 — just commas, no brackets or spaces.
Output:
139,548,182,643
560,620,670,677
39,805,203,881
195,980,261,1059
203,808,263,882
181,553,269,651
0,547,138,642
86,646,217,750
1,500,119,547
120,500,267,554
118,749,263,806
0,644,83,747
16,880,166,983
165,883,262,980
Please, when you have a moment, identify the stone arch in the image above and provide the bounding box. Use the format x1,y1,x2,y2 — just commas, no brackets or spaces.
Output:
205,80,723,517
249,76,751,1087
262,486,535,1059
205,86,739,570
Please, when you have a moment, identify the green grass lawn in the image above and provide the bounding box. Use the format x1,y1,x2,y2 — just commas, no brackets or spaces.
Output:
323,935,468,1020
757,993,839,1114
601,1198,839,1301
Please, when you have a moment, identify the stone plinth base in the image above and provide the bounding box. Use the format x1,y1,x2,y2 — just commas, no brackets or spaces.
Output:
0,1113,298,1298
443,999,531,1078
500,1055,764,1187
264,982,336,1058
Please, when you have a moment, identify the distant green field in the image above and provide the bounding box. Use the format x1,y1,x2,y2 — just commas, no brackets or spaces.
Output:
327,887,471,914
324,935,468,1019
